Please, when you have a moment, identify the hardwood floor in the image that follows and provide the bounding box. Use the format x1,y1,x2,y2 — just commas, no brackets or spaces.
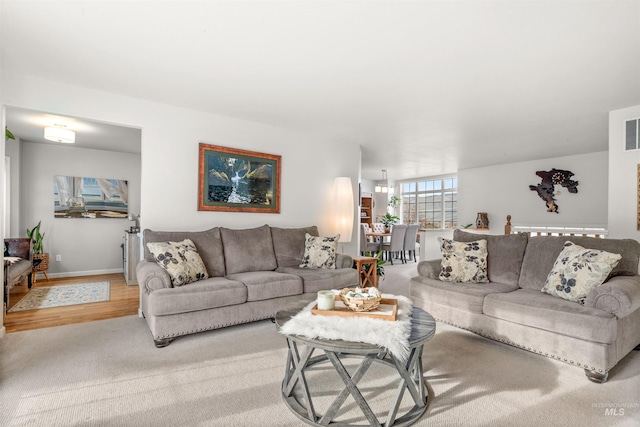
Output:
3,273,140,333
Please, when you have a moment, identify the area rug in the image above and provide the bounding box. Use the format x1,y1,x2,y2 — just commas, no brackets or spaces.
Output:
8,282,111,312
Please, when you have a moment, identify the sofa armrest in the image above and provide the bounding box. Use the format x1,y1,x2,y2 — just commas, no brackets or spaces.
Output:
336,253,353,269
136,260,172,294
417,259,441,279
584,275,640,318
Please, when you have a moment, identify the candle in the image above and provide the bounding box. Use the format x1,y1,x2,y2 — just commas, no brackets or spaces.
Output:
317,290,335,310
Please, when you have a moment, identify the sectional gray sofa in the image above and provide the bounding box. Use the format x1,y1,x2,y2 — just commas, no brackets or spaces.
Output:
136,224,358,347
410,229,640,383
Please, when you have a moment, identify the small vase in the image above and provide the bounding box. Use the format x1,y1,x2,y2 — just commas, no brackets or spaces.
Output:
475,213,489,229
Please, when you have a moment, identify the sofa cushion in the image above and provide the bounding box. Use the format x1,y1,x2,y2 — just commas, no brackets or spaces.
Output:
143,228,225,277
518,236,640,291
271,226,319,267
300,234,340,269
146,277,247,316
220,225,278,274
277,266,359,294
410,275,519,313
438,237,488,283
541,242,622,303
483,289,617,344
146,239,209,286
5,258,32,283
454,230,528,286
226,271,302,302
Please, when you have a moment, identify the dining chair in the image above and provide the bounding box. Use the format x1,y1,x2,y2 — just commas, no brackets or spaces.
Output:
403,224,420,262
381,224,407,265
371,223,385,234
360,224,379,255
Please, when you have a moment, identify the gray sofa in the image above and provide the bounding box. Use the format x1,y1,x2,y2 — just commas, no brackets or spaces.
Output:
410,229,640,383
136,224,357,347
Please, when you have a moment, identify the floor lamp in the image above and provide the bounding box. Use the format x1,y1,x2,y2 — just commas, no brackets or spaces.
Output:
334,177,354,252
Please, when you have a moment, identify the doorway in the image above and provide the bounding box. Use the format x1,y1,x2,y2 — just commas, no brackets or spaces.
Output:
3,106,142,331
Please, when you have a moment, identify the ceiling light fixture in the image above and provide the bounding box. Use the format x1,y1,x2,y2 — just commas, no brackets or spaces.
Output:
374,169,393,193
44,124,75,143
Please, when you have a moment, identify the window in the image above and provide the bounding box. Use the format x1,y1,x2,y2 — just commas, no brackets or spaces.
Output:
626,119,640,150
400,176,457,229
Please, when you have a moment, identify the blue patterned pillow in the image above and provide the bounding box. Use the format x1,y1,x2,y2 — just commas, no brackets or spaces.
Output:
542,241,621,303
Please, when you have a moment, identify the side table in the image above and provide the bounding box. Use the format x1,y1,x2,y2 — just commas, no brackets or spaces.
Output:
352,255,378,288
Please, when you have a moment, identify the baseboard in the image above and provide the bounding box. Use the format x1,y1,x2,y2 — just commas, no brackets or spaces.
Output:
37,268,123,279
0,325,6,339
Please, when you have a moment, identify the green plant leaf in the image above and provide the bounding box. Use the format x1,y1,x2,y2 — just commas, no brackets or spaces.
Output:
5,127,15,140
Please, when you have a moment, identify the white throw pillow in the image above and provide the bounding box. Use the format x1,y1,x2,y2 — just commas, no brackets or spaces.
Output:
438,237,489,283
541,241,621,303
146,238,209,286
299,233,340,269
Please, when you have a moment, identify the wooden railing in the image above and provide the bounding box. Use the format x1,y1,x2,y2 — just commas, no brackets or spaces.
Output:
504,215,607,238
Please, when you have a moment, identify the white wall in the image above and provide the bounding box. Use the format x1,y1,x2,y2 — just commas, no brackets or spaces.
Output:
0,24,5,335
458,151,608,233
1,73,362,258
21,142,141,276
5,138,21,237
415,151,610,262
608,104,640,240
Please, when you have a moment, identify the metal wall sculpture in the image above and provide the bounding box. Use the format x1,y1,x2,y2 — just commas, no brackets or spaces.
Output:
529,169,578,213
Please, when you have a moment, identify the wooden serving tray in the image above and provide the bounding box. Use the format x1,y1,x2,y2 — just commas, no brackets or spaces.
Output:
311,297,398,321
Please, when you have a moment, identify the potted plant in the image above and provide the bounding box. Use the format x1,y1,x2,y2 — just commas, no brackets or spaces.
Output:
380,213,400,232
27,221,49,281
5,127,15,140
388,195,401,211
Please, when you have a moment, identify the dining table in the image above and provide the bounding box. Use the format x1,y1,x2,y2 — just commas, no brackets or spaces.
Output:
365,231,391,252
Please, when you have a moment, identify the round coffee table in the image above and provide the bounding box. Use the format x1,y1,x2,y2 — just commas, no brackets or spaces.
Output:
275,305,436,427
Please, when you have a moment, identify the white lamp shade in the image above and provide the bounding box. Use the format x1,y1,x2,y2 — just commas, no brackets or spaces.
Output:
44,126,75,143
334,177,354,243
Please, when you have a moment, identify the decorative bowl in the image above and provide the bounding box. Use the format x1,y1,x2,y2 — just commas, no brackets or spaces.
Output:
339,287,381,312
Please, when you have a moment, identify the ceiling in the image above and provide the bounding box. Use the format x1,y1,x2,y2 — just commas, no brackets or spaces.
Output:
2,1,639,181
5,107,141,154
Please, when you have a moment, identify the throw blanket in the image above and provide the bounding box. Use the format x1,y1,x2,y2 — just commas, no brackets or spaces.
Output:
4,257,22,265
279,294,413,362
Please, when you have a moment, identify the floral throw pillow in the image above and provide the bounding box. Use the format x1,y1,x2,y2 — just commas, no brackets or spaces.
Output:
541,241,621,303
300,233,340,269
146,238,209,286
438,237,489,283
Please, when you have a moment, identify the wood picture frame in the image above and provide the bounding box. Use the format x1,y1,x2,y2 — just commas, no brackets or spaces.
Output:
198,143,281,213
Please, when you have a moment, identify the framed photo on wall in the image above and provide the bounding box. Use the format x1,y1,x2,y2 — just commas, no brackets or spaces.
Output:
54,175,129,218
198,143,281,213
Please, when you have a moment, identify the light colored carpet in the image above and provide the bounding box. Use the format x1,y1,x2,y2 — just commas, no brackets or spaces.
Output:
8,282,111,313
0,263,638,426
